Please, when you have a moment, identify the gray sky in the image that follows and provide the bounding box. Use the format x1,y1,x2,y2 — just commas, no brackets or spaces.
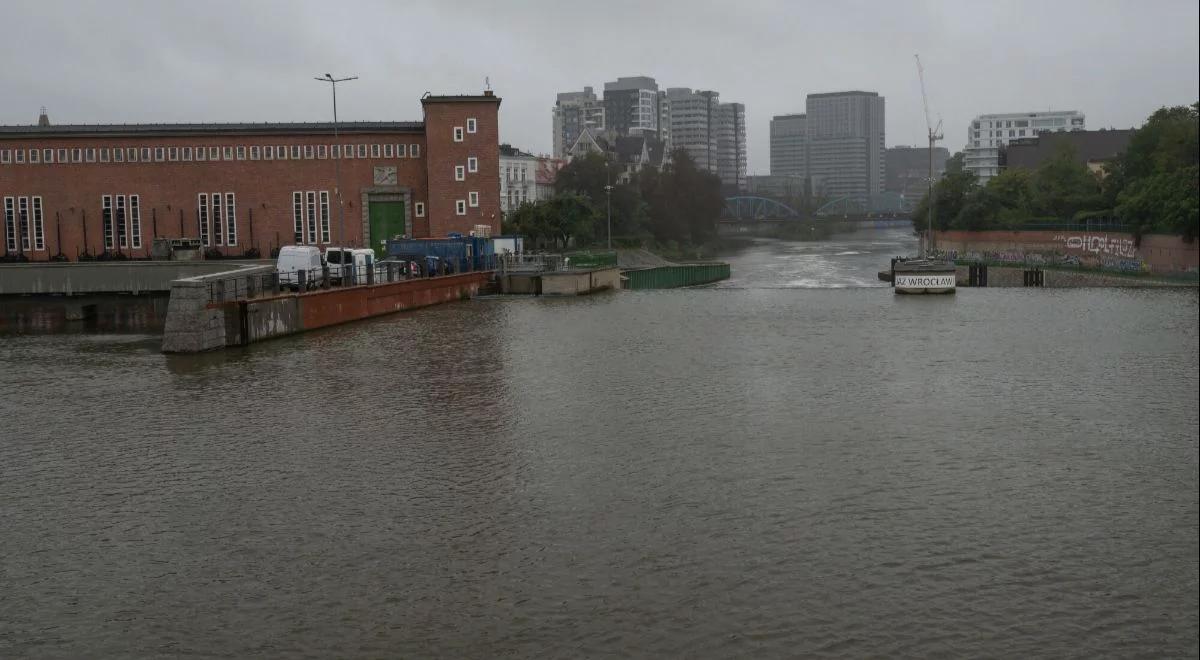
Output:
2,0,1197,174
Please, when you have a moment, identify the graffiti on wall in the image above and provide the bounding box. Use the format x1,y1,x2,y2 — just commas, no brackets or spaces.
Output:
1052,233,1137,258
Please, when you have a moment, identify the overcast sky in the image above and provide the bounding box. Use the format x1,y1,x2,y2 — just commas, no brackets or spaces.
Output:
2,0,1197,173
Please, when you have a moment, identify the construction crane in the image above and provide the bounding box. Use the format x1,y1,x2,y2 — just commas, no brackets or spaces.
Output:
915,54,943,257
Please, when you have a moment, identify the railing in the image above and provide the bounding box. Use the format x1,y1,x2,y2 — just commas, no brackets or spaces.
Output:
497,253,565,275
205,261,430,304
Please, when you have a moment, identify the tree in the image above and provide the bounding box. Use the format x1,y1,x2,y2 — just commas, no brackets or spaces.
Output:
1113,103,1199,238
944,151,965,175
912,169,976,232
1028,143,1104,220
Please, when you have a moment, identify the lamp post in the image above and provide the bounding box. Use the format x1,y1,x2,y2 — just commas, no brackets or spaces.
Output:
314,73,357,253
604,164,613,251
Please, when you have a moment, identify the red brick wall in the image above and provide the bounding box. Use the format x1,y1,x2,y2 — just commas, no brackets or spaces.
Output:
935,229,1200,275
0,131,428,258
421,95,502,238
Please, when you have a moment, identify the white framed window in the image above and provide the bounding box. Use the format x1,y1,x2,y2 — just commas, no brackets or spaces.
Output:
317,144,327,159
223,146,234,160
86,148,98,162
467,117,477,133
292,192,303,243
58,148,69,163
468,191,479,207
74,148,84,163
30,196,44,250
208,146,219,160
383,144,393,158
467,156,478,173
225,192,237,246
454,165,465,181
199,193,210,245
29,149,41,164
356,144,367,158
236,146,246,160
396,144,406,158
0,149,9,164
195,147,205,162
343,144,354,159
43,148,54,163
415,202,425,217
250,145,261,160
277,145,288,160
303,145,314,159
455,200,466,215
129,194,142,249
331,144,340,159
453,126,464,142
264,145,274,160
182,147,192,161
290,145,301,160
410,144,420,158
3,197,14,252
113,148,123,163
319,191,330,243
99,149,111,163
14,150,26,164
102,195,113,249
152,148,163,162
371,144,381,158
17,197,30,250
126,148,137,162
305,191,317,244
167,147,178,161
211,192,223,246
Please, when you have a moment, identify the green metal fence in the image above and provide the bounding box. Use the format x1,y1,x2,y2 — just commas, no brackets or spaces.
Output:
565,251,618,269
621,263,731,290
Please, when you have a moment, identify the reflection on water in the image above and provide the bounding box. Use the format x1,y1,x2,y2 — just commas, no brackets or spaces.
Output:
1,231,1198,658
0,295,169,334
717,225,917,288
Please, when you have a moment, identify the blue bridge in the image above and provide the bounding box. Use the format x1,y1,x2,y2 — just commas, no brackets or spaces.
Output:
719,196,912,236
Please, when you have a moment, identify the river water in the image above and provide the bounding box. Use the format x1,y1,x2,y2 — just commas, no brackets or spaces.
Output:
2,227,1198,658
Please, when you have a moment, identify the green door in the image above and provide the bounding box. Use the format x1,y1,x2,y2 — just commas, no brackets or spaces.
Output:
368,201,406,257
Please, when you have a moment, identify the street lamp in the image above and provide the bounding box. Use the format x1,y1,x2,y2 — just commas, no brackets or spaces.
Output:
604,164,613,252
314,73,357,255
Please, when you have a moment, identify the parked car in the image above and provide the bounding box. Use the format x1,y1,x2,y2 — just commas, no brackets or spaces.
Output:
276,245,324,291
325,247,377,284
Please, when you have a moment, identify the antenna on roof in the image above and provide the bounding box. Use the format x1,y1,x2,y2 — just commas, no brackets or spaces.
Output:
485,76,491,91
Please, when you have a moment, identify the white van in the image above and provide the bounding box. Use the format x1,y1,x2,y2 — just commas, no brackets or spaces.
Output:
276,245,324,290
326,247,376,285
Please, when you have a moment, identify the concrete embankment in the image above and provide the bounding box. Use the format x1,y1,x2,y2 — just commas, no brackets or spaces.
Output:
162,269,490,353
952,265,1195,288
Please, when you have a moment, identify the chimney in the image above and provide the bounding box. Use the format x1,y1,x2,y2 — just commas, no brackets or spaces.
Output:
483,89,494,97
38,107,50,126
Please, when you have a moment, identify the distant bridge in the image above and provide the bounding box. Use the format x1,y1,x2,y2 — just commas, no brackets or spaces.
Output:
720,196,911,236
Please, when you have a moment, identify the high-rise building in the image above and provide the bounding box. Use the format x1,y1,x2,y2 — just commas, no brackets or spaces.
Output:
603,76,661,139
769,113,807,178
714,102,746,191
552,87,606,159
964,110,1085,184
666,88,720,173
805,91,885,205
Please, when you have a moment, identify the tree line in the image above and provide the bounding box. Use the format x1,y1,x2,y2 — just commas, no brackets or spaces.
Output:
502,150,725,249
914,103,1199,240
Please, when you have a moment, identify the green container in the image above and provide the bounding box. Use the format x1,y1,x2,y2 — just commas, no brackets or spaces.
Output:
621,263,730,290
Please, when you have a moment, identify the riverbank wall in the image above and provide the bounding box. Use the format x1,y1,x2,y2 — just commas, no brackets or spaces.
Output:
951,265,1195,288
162,270,490,353
933,230,1198,278
622,263,731,290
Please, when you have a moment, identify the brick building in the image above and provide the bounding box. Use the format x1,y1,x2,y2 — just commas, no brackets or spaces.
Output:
0,91,501,260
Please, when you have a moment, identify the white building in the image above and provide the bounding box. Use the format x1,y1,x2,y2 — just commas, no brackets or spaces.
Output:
499,145,538,214
964,110,1086,184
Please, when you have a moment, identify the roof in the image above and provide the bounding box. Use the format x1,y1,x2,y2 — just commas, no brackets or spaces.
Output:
1004,129,1134,169
773,113,806,121
0,121,424,139
421,92,501,105
807,91,879,99
499,143,536,159
614,136,648,161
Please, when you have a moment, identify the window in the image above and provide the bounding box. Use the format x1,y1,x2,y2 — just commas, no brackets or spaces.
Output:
0,149,9,164
16,197,30,251
223,146,234,160
236,146,246,160
225,192,237,246
319,191,330,243
167,147,177,161
211,192,223,245
410,144,420,158
331,145,340,159
290,145,301,160
195,147,205,162
153,147,164,162
73,149,84,163
383,144,393,158
43,149,54,163
14,150,26,164
455,200,466,215
198,193,209,245
343,144,354,159
414,202,425,217
208,146,219,160
396,144,406,158
250,146,261,160
264,146,274,160
357,144,367,158
371,144,381,158
467,156,478,173
467,118,477,134
292,192,303,243
303,145,314,159
317,144,328,159
29,149,40,164
468,191,479,207
129,195,142,249
58,149,68,163
305,191,317,244
3,197,14,252
111,148,124,163
453,126,464,142
277,145,288,160
455,165,465,181
102,195,113,249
